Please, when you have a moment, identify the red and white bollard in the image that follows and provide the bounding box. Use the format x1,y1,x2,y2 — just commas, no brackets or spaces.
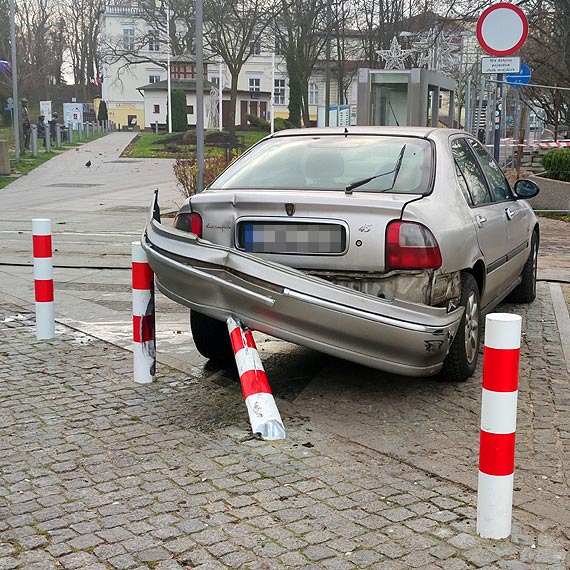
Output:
227,316,286,440
132,242,156,383
32,218,55,339
477,313,522,539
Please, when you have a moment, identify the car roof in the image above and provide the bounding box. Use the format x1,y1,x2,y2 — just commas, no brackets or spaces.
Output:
269,126,468,141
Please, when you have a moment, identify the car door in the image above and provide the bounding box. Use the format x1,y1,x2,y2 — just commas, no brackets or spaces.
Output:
451,137,510,307
466,138,531,279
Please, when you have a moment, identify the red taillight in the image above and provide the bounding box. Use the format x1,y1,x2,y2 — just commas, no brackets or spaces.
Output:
385,221,442,270
174,212,203,237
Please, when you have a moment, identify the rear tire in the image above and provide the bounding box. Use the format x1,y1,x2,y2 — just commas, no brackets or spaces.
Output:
441,272,481,382
190,310,233,362
508,232,538,304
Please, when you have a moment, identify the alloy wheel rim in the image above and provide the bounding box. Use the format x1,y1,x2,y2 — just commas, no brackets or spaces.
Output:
464,291,479,364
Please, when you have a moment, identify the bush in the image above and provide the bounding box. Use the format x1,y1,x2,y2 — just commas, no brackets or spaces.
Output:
274,117,294,131
97,100,108,122
245,114,270,131
541,148,570,182
171,89,187,132
174,154,229,197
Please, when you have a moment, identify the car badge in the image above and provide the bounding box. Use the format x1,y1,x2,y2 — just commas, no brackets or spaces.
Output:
285,203,295,216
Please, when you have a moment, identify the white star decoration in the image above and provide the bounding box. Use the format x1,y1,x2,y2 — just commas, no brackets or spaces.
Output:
377,37,415,70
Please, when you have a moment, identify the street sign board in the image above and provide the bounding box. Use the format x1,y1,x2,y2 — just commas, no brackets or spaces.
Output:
481,57,521,74
506,63,531,87
476,3,528,56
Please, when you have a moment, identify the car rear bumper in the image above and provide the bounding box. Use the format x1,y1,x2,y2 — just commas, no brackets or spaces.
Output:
142,201,463,377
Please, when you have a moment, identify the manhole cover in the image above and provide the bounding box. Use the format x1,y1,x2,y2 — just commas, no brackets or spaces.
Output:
45,183,103,188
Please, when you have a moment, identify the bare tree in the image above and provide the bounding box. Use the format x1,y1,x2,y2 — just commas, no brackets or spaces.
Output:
15,0,66,100
204,0,275,136
522,0,570,135
60,0,103,101
275,0,328,126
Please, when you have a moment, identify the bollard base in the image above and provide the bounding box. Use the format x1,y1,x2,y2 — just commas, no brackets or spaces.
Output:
254,420,286,441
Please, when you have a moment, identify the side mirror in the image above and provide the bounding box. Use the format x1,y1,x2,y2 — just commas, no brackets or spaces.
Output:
513,179,540,199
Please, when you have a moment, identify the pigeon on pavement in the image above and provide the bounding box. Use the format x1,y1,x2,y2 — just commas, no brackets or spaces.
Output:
85,160,91,167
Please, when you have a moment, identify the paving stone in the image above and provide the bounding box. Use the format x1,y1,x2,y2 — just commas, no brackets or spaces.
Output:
1,299,569,570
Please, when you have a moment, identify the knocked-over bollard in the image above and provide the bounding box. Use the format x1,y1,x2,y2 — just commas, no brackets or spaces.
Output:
132,242,156,383
32,219,55,339
227,316,286,440
477,313,522,539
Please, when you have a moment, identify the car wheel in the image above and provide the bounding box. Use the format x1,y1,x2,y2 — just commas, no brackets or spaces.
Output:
441,272,481,382
508,232,538,304
190,310,234,362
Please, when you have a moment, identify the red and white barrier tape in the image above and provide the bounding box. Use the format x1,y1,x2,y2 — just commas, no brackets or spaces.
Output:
477,313,522,539
227,316,286,440
132,241,156,384
32,218,55,339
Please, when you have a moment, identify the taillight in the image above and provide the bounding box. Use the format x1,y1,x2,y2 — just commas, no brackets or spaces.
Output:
174,212,203,237
385,220,442,270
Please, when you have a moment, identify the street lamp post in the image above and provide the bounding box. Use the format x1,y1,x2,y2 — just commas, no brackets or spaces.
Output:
10,0,21,162
195,0,204,193
166,6,172,134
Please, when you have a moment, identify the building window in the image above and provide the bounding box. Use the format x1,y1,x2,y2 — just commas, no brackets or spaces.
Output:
186,105,194,114
172,63,196,79
123,28,135,51
153,104,160,113
148,30,160,51
309,82,318,105
149,75,161,83
249,77,260,100
250,40,261,55
274,79,285,105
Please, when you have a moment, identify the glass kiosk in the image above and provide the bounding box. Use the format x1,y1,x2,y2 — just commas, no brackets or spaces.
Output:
356,68,456,128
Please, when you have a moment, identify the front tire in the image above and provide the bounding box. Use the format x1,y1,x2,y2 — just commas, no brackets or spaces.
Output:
190,310,233,362
509,232,538,304
441,272,481,382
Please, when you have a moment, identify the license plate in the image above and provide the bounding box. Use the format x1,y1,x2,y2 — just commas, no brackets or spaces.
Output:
239,222,346,254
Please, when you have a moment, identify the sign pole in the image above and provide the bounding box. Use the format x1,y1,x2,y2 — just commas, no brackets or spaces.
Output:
493,74,503,162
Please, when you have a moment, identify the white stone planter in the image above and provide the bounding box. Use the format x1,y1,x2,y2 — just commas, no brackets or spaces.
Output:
527,174,570,210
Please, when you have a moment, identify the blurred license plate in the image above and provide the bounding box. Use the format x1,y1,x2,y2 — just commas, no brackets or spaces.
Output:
240,222,345,254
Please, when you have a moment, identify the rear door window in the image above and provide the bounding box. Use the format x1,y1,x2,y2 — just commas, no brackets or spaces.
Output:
467,139,513,202
451,138,492,206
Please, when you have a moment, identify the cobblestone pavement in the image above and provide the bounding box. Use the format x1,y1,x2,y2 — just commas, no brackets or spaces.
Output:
1,301,569,570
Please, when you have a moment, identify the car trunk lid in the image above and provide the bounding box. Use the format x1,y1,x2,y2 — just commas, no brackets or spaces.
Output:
188,189,422,272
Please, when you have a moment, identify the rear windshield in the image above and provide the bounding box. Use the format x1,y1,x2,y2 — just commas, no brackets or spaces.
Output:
210,134,433,194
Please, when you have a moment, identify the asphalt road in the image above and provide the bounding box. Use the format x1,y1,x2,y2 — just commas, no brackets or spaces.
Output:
1,133,570,564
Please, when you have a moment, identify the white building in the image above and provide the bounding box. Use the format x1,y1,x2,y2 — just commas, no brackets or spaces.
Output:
98,1,361,130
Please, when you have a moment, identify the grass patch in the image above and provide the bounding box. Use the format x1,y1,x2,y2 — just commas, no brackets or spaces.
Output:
537,211,570,222
122,129,267,159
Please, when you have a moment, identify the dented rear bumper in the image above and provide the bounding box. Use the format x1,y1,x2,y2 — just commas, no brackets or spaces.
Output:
142,201,464,377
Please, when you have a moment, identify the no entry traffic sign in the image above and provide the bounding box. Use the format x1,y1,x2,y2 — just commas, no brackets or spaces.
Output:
476,3,528,56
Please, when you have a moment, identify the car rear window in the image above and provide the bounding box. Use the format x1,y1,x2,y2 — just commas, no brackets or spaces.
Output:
210,135,433,194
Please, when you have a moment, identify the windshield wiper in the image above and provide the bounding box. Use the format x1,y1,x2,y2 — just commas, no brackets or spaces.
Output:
345,144,407,195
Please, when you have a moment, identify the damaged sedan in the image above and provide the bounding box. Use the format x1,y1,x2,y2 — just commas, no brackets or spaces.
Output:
143,127,539,381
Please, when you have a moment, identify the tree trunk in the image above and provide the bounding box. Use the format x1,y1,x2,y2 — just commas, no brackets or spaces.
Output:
229,73,239,138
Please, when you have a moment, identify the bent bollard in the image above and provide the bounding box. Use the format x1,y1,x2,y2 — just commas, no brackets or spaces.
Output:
227,316,286,440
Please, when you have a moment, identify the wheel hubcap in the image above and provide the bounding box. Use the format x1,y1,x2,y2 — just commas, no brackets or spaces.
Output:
464,291,479,364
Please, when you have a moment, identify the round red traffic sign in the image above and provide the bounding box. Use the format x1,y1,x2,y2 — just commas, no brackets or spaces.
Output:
476,3,528,56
